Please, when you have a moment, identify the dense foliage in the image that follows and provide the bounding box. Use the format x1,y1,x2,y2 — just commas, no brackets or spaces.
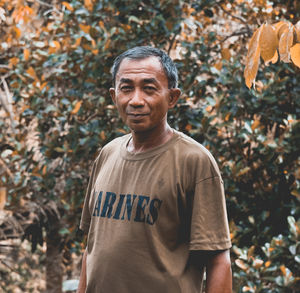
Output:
0,0,299,292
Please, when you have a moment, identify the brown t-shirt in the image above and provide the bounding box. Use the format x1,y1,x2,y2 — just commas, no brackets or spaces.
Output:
80,130,231,293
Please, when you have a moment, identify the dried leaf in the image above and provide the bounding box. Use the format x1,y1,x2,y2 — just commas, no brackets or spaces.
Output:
270,50,278,64
50,40,61,53
251,119,260,130
221,48,231,61
265,260,271,267
104,39,111,50
53,40,61,50
14,27,21,38
295,21,300,42
24,48,30,61
71,101,83,114
235,259,248,271
259,24,278,63
244,27,262,88
26,67,37,79
0,187,6,210
214,62,222,70
275,21,289,40
84,0,94,11
279,24,294,62
79,24,91,34
42,165,47,175
290,43,300,68
62,2,74,12
280,265,287,276
9,57,19,68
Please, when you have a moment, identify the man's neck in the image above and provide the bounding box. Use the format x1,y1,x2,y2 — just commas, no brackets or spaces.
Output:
127,124,173,154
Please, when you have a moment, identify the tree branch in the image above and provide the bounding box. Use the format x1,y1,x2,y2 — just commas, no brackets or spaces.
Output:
218,3,248,26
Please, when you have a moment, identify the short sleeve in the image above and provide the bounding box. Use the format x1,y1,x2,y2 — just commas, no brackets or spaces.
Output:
79,155,101,234
189,176,231,251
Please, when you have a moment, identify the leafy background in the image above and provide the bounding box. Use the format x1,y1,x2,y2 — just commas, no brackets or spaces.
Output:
0,0,299,292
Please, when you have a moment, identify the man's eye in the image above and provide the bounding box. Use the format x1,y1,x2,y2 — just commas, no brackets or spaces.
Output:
121,86,132,91
144,86,156,92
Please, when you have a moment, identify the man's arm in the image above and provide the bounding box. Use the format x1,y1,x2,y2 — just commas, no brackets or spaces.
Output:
190,249,232,293
77,248,87,293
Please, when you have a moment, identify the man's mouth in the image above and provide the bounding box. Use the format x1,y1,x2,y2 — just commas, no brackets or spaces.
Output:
127,113,149,116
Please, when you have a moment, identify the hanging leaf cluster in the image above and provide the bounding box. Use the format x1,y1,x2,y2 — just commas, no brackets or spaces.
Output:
244,21,300,88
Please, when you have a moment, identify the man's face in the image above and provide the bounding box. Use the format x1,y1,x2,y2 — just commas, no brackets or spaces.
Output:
110,56,180,134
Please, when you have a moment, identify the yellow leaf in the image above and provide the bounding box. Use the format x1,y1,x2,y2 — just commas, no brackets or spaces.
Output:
9,57,19,68
242,286,253,292
253,259,264,269
48,47,56,54
290,43,300,68
270,50,278,64
24,48,30,61
26,67,37,79
104,38,111,50
14,27,21,38
265,260,271,267
75,37,82,47
214,61,222,70
225,112,231,121
0,187,6,210
42,165,47,175
279,24,294,62
244,26,262,89
221,48,231,61
71,101,83,114
259,24,278,63
84,0,94,11
251,119,260,130
79,24,91,34
295,21,300,42
10,81,19,88
52,40,61,51
82,44,92,51
185,124,192,131
280,265,287,276
274,21,289,40
237,167,251,176
235,259,248,271
100,130,106,140
99,21,105,29
62,2,74,12
40,82,47,90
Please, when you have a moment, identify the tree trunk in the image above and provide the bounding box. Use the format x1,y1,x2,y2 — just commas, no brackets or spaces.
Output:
46,222,63,293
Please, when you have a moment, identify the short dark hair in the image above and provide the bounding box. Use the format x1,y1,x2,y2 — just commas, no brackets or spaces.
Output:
111,46,178,88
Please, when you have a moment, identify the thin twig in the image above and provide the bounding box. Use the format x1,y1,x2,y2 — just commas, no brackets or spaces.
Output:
0,158,14,180
75,113,101,124
35,0,55,8
168,33,178,55
0,259,15,271
36,0,60,13
218,3,248,26
220,29,252,43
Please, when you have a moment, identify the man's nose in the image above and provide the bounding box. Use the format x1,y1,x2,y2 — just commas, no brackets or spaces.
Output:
128,89,145,107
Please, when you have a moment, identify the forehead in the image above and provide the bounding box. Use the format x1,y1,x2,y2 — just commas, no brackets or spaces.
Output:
116,56,168,85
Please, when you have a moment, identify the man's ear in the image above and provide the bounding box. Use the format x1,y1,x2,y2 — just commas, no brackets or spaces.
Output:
109,88,116,104
168,88,181,109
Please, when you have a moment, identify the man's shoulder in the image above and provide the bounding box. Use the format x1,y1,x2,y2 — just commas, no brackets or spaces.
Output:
102,133,130,152
174,130,212,158
93,134,130,164
173,130,222,178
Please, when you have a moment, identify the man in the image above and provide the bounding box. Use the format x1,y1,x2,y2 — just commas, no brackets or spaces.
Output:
77,46,232,293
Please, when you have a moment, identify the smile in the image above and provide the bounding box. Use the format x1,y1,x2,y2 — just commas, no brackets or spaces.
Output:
127,113,149,116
